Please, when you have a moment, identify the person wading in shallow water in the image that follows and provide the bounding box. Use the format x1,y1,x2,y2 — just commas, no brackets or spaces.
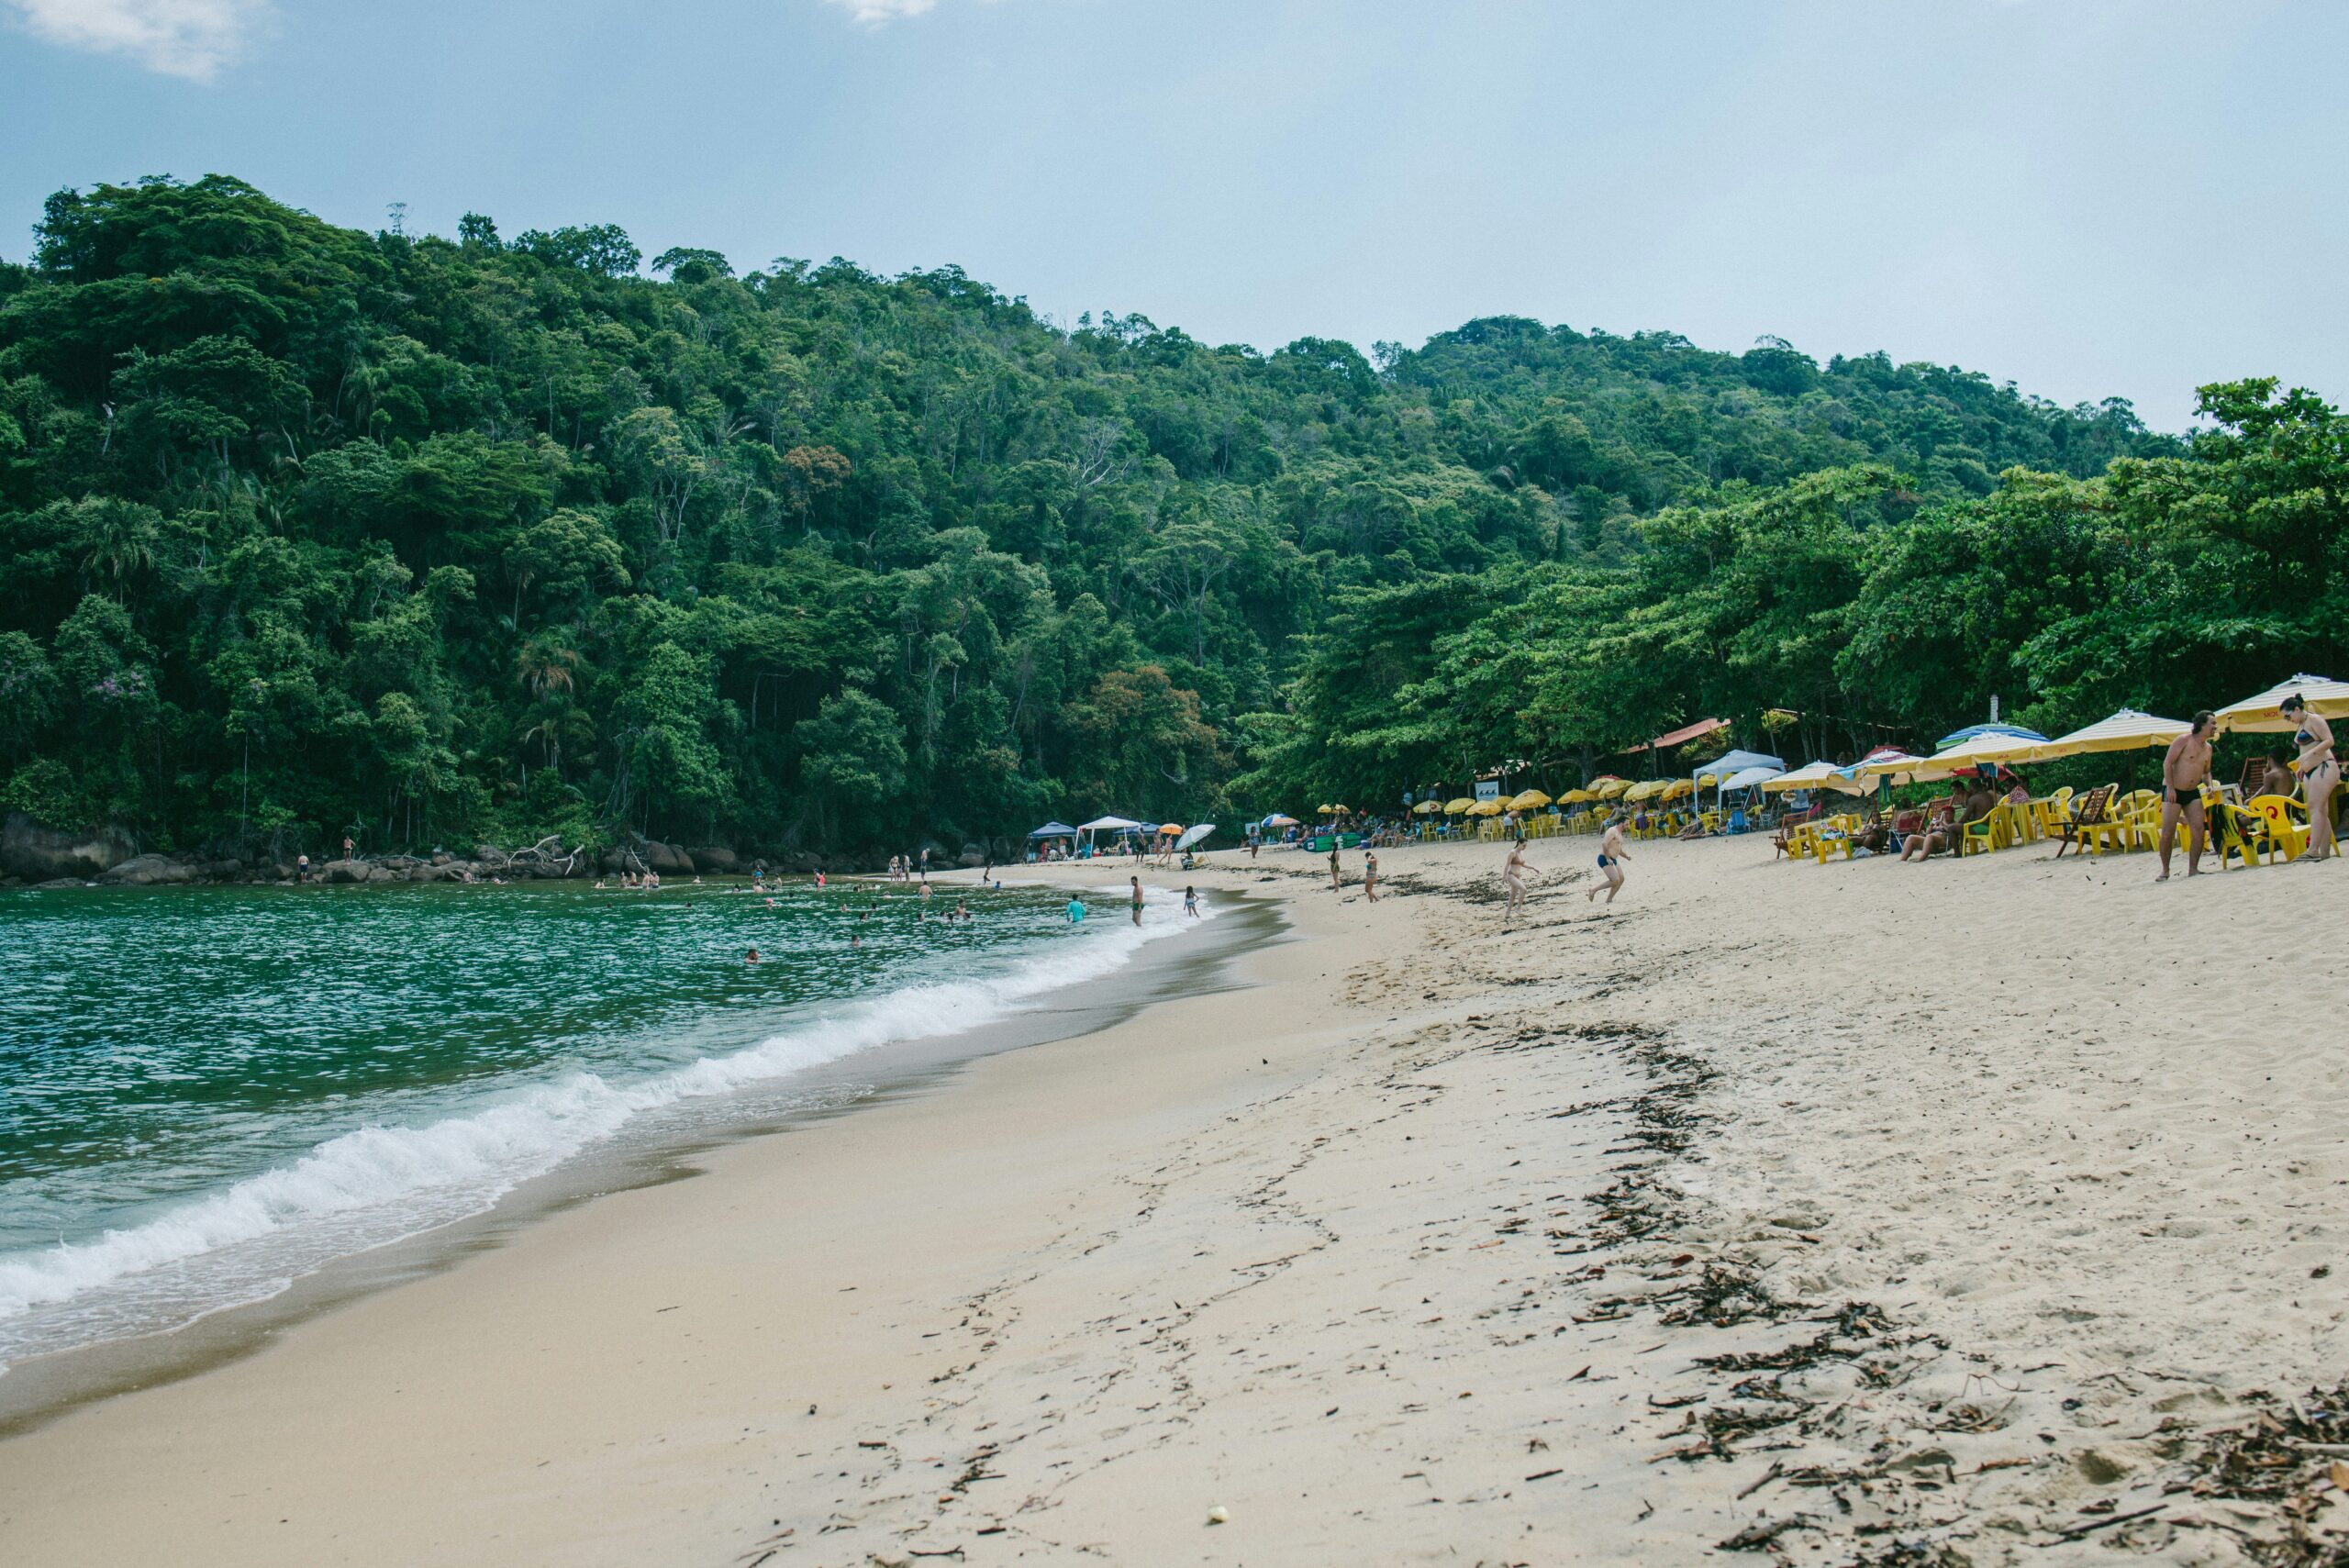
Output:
1130,876,1144,927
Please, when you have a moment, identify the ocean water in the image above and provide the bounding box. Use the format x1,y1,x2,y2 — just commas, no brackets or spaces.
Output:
0,878,1207,1370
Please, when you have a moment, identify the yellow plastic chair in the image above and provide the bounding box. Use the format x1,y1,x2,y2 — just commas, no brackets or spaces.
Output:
2213,799,2277,869
2250,794,2311,860
2078,791,2139,856
2031,786,2074,839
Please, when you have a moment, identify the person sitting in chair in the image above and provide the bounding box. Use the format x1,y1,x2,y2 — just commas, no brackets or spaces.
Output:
1901,782,1973,861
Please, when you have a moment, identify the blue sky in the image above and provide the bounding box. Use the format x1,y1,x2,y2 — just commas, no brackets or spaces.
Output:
4,0,2343,428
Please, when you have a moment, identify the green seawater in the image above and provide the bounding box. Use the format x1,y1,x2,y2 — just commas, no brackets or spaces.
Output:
0,879,1173,1363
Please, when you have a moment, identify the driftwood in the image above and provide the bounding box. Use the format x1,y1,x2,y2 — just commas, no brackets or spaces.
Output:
475,835,584,877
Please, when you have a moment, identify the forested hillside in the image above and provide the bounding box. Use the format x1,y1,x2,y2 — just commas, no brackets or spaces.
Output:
10,172,2322,864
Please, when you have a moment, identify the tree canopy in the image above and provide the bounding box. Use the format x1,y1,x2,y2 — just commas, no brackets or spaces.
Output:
11,172,2318,862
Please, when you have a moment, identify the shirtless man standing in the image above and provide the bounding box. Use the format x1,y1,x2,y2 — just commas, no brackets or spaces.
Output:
1500,837,1532,915
2157,710,2216,882
1588,817,1631,905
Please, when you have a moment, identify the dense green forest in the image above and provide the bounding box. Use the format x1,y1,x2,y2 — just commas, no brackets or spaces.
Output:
1,173,2333,864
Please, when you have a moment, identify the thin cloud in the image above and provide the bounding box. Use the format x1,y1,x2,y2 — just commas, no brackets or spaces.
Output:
821,0,939,24
6,0,269,80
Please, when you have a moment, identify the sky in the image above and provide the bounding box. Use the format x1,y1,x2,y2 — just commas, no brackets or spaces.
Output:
3,0,2344,430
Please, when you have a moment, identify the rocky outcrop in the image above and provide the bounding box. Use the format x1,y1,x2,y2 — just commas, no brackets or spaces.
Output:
320,858,370,884
599,839,696,875
2,813,136,881
97,853,195,886
687,845,740,873
640,840,696,875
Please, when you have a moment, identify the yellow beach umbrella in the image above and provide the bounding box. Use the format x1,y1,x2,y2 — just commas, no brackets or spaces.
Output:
1412,798,1441,814
2026,708,2189,761
1762,760,1840,794
1466,799,1504,817
1444,797,1475,815
1321,803,1350,815
1504,789,1551,810
1663,779,1694,800
1563,788,1596,803
1695,772,1720,788
2213,673,2349,733
1909,730,2041,781
1598,779,1631,799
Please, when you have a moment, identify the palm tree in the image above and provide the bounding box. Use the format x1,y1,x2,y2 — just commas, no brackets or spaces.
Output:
515,636,583,701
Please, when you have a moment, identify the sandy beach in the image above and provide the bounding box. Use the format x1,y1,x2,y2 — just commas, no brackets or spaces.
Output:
4,836,2346,1565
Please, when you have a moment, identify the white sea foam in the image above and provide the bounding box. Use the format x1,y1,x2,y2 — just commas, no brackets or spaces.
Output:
0,890,1208,1357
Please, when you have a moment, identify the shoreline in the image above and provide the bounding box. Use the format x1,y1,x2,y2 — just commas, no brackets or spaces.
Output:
0,880,1271,1440
2,840,2344,1563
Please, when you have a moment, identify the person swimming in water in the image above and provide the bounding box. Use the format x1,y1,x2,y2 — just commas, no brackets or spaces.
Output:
1130,876,1144,926
745,947,761,963
1067,896,1087,924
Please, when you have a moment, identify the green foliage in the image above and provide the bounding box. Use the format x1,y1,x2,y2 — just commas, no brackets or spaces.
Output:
2,172,2280,861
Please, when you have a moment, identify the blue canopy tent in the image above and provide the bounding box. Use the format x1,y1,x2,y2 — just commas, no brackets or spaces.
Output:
1028,821,1078,839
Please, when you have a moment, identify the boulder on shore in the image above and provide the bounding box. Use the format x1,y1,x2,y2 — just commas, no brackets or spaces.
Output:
98,853,195,886
321,858,369,884
687,845,740,874
640,840,696,875
2,812,136,881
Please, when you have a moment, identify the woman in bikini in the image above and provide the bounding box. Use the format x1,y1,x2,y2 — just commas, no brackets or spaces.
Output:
2284,695,2339,861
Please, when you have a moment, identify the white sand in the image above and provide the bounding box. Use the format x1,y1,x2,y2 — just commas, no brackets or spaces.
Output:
1,836,2343,1564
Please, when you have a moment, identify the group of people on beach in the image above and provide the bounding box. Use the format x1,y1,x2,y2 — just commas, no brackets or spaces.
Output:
1497,816,1631,916
1876,699,2337,880
2150,700,2338,878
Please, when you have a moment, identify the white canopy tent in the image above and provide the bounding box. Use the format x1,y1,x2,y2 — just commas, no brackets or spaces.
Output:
1696,750,1787,812
1075,815,1146,853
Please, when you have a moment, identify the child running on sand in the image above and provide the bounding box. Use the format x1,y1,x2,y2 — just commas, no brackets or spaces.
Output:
1588,817,1631,904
